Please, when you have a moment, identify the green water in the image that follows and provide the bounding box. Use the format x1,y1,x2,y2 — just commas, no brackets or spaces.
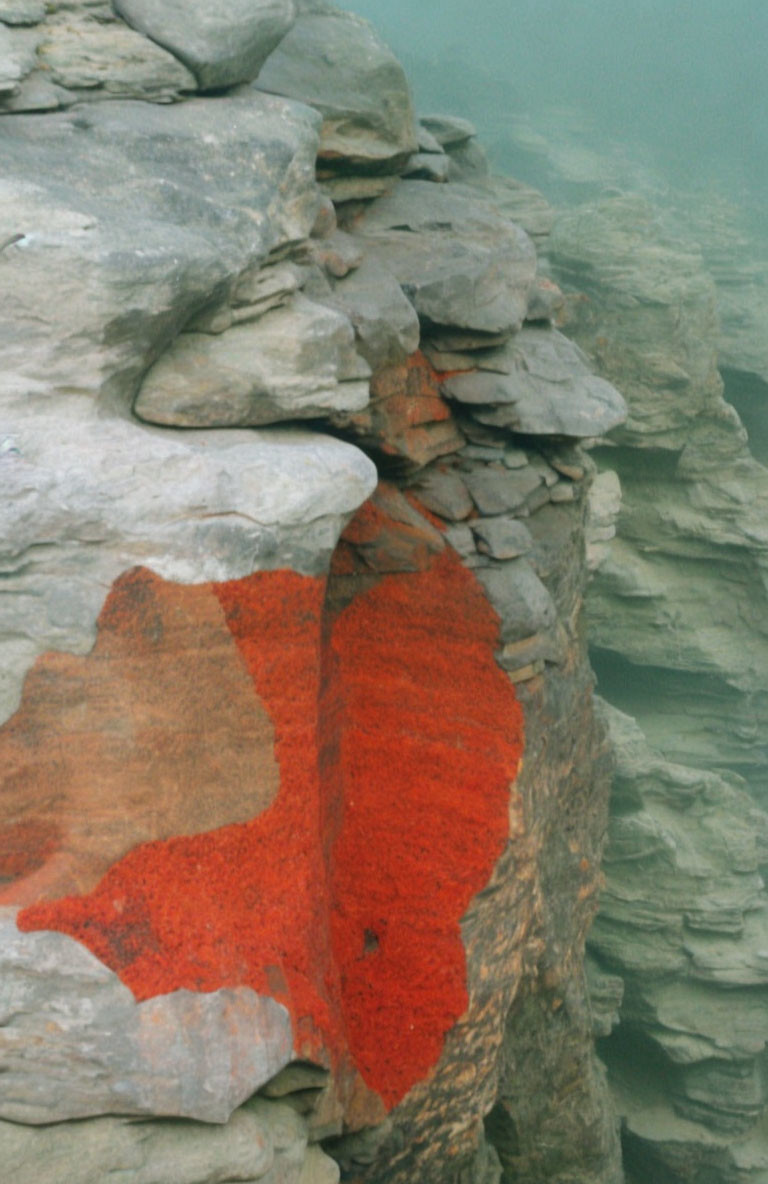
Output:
339,0,768,225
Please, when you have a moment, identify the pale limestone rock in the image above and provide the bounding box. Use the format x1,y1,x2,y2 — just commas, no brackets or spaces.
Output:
585,470,621,572
0,909,292,1124
0,95,322,406
0,0,45,24
0,402,377,724
0,1097,337,1183
114,0,296,90
37,12,196,97
134,294,370,428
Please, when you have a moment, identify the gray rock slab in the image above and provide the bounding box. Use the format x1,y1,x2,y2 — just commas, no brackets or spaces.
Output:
326,256,420,370
352,180,537,336
419,113,476,146
0,1097,338,1184
476,559,557,644
134,294,370,427
0,94,321,406
0,909,293,1124
37,11,196,98
408,466,473,521
0,0,45,24
442,326,627,438
113,0,296,90
471,517,533,560
257,0,417,169
0,400,377,724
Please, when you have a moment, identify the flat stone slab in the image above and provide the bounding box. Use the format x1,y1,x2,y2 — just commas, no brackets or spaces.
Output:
114,0,296,90
257,0,417,169
134,294,370,427
352,181,537,336
0,909,293,1124
442,326,627,437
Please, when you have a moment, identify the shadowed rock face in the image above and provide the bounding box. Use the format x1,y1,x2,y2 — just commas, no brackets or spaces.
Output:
1,4,630,1182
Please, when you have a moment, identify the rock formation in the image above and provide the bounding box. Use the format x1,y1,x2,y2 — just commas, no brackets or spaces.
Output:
15,2,768,1183
499,127,768,1183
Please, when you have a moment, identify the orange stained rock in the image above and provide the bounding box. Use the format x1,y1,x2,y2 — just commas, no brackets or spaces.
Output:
0,569,279,905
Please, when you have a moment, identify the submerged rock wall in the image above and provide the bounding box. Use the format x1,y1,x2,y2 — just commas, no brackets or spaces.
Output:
1,4,626,1183
537,178,768,1180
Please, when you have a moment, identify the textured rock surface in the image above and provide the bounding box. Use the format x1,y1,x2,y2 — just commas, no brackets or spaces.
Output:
0,909,292,1123
0,94,322,405
441,326,626,437
0,407,375,725
113,0,296,90
134,294,370,427
257,0,417,171
347,181,537,336
0,1097,339,1184
529,159,768,1182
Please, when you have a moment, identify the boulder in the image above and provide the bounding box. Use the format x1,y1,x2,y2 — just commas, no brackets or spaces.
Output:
0,0,45,23
325,256,421,370
113,0,296,91
134,294,370,428
351,181,537,336
256,0,417,171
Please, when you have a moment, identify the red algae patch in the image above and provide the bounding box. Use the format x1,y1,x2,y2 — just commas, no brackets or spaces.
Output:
325,545,523,1105
19,500,523,1111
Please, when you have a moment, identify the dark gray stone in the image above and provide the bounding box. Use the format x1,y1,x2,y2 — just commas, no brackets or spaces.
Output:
326,256,420,369
409,466,473,521
353,181,536,336
257,0,416,169
113,0,296,90
476,559,557,643
462,465,543,515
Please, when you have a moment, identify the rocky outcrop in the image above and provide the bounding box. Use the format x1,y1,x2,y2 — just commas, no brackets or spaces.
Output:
0,4,633,1183
526,165,768,1181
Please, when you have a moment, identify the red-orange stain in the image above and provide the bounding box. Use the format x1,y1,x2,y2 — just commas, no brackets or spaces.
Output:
19,501,523,1110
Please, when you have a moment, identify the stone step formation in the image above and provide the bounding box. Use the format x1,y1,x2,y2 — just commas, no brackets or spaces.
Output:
2,3,766,1184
